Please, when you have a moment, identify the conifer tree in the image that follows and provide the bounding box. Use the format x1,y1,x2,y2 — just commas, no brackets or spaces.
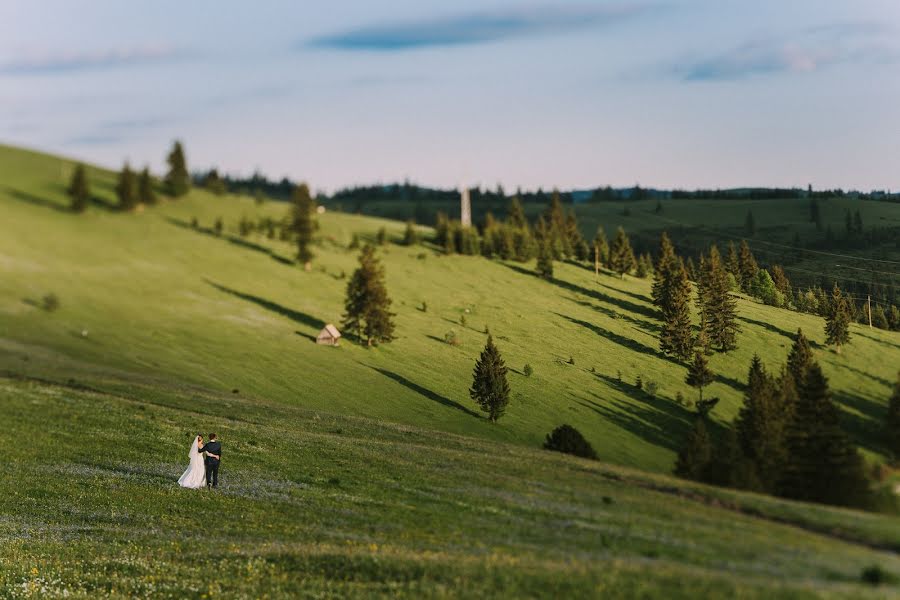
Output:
733,355,785,491
825,283,851,352
886,373,900,460
469,335,511,422
507,196,528,229
686,348,714,403
737,240,758,294
164,140,190,197
725,242,740,283
651,232,678,310
115,162,138,210
653,234,694,361
137,167,157,205
608,227,636,278
685,256,697,282
786,329,814,387
593,227,609,268
342,245,396,346
403,220,419,246
770,265,792,303
536,239,554,280
545,191,569,258
698,245,739,352
707,427,760,489
204,168,226,195
67,163,90,213
674,418,711,480
780,364,870,508
749,269,782,307
292,183,316,269
565,209,584,260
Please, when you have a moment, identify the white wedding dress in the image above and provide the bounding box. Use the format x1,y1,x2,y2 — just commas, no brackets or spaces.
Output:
178,437,207,489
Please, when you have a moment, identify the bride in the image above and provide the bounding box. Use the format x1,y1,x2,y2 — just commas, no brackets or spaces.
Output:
178,434,207,489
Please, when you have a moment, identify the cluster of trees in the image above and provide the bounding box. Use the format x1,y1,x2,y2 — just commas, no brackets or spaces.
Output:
341,245,395,346
676,330,883,509
67,141,191,212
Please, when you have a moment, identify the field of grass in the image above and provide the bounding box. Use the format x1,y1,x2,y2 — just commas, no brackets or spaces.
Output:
2,378,900,598
1,143,900,597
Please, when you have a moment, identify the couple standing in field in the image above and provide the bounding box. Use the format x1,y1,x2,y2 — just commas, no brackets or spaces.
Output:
177,433,222,489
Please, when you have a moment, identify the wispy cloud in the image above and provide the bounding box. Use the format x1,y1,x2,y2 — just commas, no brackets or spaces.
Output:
308,3,655,51
679,22,896,81
0,45,184,75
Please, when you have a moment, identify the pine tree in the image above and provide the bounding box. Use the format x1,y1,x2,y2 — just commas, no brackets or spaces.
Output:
725,242,740,283
770,265,792,302
341,245,396,346
403,220,419,246
164,140,190,197
67,163,90,213
786,329,814,387
707,427,760,490
686,349,714,403
565,209,584,260
115,162,138,211
651,232,678,309
469,335,511,422
593,227,609,268
749,269,782,307
204,168,226,195
698,245,740,352
137,167,157,205
655,235,694,361
733,355,785,491
292,183,316,269
507,196,528,229
536,239,554,280
780,364,870,508
824,283,851,352
737,240,758,294
674,418,711,480
608,227,636,278
886,373,900,461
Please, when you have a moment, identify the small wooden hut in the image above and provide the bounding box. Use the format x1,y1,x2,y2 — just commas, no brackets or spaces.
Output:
316,324,341,346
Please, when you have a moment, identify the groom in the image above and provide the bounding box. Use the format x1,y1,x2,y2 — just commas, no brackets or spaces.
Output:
198,433,222,489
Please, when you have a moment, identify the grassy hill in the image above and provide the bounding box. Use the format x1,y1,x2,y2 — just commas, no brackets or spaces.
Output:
1,143,900,597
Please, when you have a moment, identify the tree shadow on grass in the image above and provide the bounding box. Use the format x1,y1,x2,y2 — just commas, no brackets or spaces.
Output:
835,391,889,457
855,330,900,351
166,217,295,266
502,263,658,319
738,315,799,344
367,366,481,418
569,297,660,335
554,312,677,365
831,361,893,389
1,185,70,213
205,280,324,331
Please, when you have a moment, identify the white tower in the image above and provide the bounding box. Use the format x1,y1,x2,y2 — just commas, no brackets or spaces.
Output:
460,186,471,227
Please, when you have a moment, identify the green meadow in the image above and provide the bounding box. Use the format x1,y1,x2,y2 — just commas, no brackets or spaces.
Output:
1,143,899,597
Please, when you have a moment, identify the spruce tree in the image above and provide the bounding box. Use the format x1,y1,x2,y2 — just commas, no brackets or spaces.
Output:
780,364,870,508
749,269,782,307
341,245,396,346
469,335,511,422
737,240,758,294
674,418,711,480
204,168,226,195
593,227,609,268
608,227,636,278
786,329,814,388
651,232,678,310
536,239,554,280
115,162,137,211
825,283,851,352
292,183,316,269
137,167,157,205
403,220,419,246
733,355,785,491
164,140,190,197
67,163,90,213
659,257,694,361
886,372,900,461
507,196,528,229
725,242,740,283
698,245,739,352
686,348,714,403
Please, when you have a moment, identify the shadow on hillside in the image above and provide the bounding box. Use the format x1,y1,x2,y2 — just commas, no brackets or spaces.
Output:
855,330,900,350
1,186,70,213
832,361,893,389
835,391,889,457
737,315,796,344
569,297,660,335
367,366,481,418
167,217,295,266
205,280,324,330
502,263,658,319
555,312,678,365
295,331,317,343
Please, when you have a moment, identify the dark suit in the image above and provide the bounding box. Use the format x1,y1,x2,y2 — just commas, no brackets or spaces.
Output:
198,440,222,488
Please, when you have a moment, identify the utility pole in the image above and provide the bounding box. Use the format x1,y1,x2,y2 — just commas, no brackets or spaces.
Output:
867,295,872,329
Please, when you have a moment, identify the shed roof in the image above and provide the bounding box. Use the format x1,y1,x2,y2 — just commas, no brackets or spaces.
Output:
319,324,341,338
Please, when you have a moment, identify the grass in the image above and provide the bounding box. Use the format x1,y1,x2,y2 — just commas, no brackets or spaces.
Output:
1,143,900,597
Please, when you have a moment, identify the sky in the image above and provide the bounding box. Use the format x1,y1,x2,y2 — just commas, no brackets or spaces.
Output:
1,0,899,194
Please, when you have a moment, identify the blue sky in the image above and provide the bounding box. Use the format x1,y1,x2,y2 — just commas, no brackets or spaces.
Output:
1,0,898,193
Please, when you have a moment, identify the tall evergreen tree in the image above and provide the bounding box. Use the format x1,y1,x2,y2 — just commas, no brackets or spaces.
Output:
164,140,190,197
608,227,636,278
593,227,609,268
292,183,316,269
686,348,714,403
698,245,740,352
204,168,227,195
733,355,785,491
536,239,554,280
737,240,758,294
341,245,396,346
786,329,814,388
507,196,528,229
115,162,138,210
67,163,90,213
653,235,694,361
780,364,870,508
886,373,900,461
137,167,157,205
674,418,711,480
725,242,740,282
651,232,678,310
403,220,419,246
469,335,511,422
825,283,851,352
770,265,792,303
